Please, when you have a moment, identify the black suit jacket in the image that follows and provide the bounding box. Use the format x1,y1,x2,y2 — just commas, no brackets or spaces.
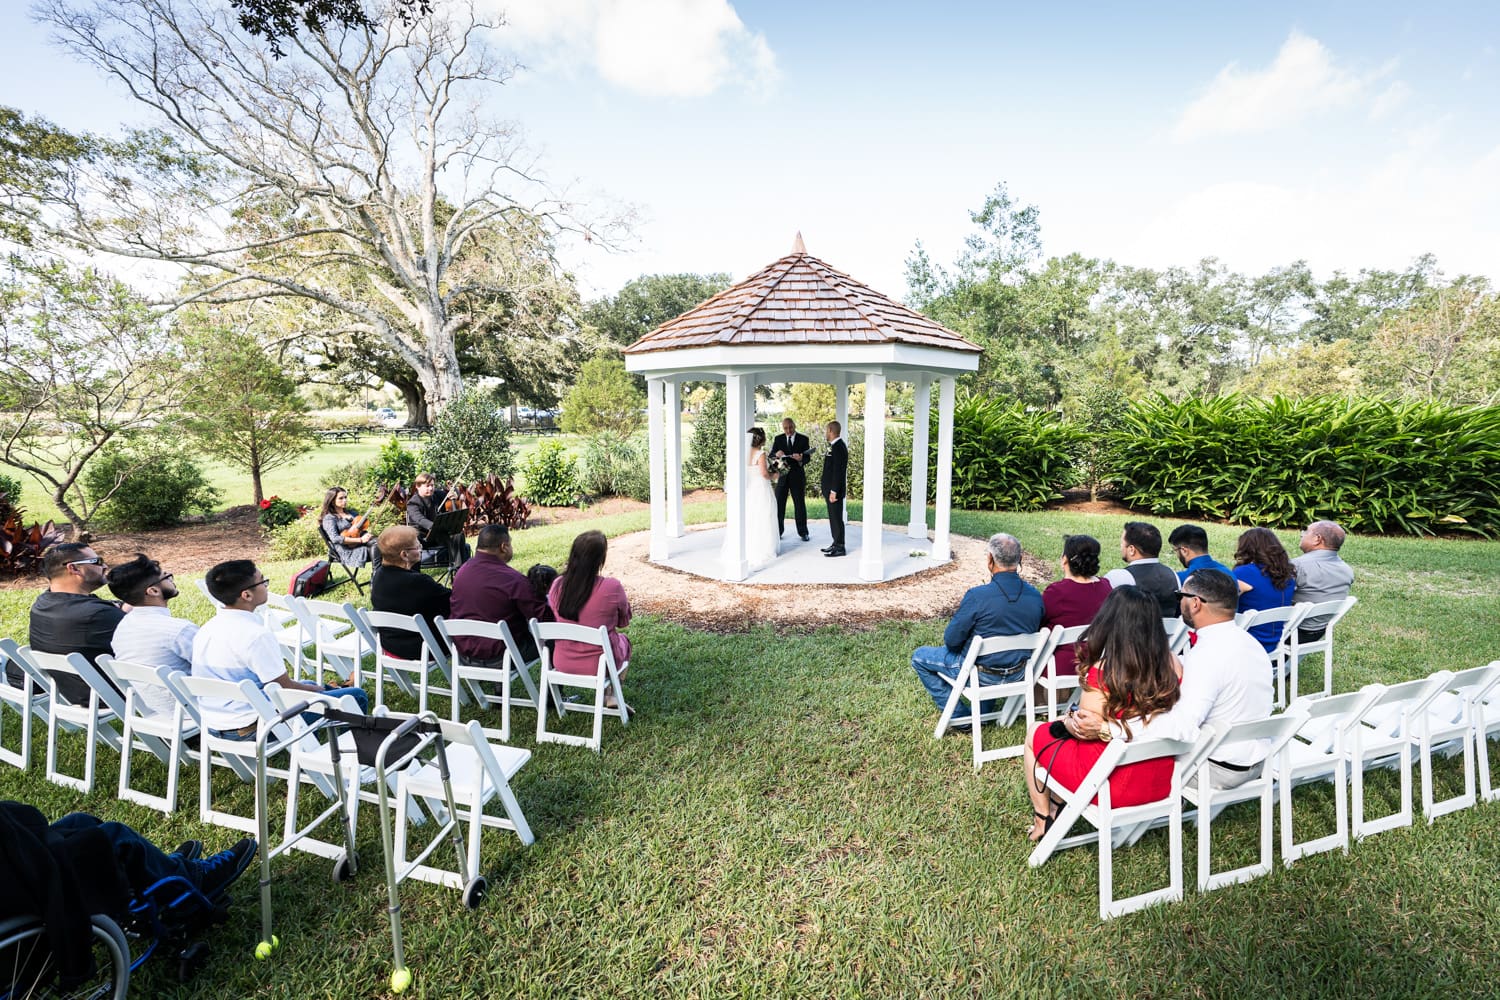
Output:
821,438,848,496
773,433,809,476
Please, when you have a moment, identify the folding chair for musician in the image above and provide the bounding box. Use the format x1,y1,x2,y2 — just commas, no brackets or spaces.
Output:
252,702,490,996
533,620,630,753
931,629,1058,771
434,617,545,743
0,638,49,771
1028,724,1224,920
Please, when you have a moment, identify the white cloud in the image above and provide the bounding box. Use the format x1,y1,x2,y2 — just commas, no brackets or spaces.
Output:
1125,137,1500,282
1368,80,1410,120
1173,31,1385,140
493,0,777,98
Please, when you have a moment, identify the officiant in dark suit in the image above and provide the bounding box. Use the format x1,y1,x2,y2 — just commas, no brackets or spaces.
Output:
821,421,848,557
772,417,811,541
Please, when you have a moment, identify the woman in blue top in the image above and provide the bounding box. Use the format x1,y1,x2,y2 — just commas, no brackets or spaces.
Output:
1232,527,1296,652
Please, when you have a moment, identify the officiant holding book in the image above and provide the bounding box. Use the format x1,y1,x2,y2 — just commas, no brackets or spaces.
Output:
772,417,811,541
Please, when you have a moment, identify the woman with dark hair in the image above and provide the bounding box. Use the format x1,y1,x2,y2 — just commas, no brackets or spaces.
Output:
725,426,779,570
547,530,632,706
1022,586,1182,841
1041,534,1112,676
319,486,376,567
1232,527,1296,652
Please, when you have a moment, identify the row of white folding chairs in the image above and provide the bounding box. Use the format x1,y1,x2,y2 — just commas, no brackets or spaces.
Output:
1027,661,1500,919
1236,596,1359,708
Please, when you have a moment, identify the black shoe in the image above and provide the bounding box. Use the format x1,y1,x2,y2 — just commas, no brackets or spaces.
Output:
193,838,258,899
800,534,810,542
825,547,847,557
820,545,834,553
171,839,204,864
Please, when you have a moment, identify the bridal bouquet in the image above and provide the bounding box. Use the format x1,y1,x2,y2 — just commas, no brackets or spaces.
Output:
767,454,793,478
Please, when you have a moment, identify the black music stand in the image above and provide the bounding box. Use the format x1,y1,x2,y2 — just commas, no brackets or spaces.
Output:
421,508,470,583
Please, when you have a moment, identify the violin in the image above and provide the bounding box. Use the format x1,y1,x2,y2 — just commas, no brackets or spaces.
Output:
341,512,370,541
440,481,466,513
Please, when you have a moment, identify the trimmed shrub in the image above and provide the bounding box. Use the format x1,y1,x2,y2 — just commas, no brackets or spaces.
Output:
373,437,418,487
323,458,379,496
580,434,651,502
84,443,221,530
1110,394,1500,536
0,472,23,505
941,396,1081,511
267,512,328,561
422,386,513,481
522,441,582,507
685,385,726,489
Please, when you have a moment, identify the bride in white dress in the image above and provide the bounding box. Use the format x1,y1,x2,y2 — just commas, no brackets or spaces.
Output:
739,427,781,570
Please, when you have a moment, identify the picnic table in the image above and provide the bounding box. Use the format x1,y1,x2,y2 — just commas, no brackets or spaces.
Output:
314,428,363,443
392,426,432,439
511,425,561,436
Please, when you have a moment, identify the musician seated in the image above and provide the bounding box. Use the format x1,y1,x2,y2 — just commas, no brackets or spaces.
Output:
319,486,377,569
405,472,471,565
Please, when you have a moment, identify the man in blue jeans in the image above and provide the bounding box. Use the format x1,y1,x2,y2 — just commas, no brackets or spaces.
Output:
191,560,369,740
912,533,1044,723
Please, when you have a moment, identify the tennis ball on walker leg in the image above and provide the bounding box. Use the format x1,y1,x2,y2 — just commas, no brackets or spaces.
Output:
391,966,413,993
254,935,278,960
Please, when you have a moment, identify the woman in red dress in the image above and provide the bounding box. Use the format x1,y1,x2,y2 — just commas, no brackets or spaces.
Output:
1023,586,1182,841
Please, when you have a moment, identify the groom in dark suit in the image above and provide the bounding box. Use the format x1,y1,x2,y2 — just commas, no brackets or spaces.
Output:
772,417,811,541
821,421,848,557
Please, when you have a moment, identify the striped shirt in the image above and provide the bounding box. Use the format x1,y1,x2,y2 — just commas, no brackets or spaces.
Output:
111,606,198,718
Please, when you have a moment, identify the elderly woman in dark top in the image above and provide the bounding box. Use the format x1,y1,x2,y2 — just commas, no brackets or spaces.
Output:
319,486,376,568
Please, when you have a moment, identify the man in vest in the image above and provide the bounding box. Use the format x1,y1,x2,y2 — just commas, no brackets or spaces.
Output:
1102,521,1180,616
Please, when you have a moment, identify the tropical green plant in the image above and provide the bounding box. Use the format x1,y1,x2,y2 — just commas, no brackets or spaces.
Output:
522,441,582,507
83,442,221,531
1110,394,1500,536
940,395,1081,511
421,385,513,481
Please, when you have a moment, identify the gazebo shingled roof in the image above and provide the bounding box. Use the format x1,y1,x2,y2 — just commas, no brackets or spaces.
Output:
623,240,981,356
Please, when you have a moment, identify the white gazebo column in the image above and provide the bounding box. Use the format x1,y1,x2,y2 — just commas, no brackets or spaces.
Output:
646,377,668,561
908,374,931,540
833,373,850,432
932,376,956,562
722,373,750,581
665,378,684,537
860,373,887,582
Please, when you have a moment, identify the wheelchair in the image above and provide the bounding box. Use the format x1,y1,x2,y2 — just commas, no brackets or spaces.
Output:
0,869,240,998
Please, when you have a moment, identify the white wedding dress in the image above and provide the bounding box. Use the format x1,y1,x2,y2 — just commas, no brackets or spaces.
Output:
740,447,781,570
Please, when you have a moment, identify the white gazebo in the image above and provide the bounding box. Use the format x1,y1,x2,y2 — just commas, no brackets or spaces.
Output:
623,236,981,583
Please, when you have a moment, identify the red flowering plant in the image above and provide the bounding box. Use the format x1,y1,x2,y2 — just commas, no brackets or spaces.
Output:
257,495,303,530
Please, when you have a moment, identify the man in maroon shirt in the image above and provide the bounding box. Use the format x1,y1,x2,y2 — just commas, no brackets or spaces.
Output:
449,525,544,665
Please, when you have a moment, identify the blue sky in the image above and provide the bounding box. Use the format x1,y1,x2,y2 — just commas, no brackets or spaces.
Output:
3,1,1497,298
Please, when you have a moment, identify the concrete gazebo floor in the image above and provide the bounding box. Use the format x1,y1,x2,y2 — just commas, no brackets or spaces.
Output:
610,526,1054,633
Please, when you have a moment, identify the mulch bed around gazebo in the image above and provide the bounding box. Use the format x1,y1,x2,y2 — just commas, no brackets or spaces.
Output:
610,526,1054,633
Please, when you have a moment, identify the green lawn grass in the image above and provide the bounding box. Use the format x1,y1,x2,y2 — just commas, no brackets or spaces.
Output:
3,508,1499,999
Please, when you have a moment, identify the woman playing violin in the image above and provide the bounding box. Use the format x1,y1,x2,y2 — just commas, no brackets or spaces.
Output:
320,486,376,568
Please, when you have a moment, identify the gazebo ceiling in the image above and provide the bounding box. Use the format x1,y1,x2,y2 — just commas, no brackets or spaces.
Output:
623,236,981,358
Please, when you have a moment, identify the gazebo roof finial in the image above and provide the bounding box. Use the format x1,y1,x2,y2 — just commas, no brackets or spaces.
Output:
791,231,806,255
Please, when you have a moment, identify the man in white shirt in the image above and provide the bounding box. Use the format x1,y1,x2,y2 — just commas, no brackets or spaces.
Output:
107,553,196,717
192,560,367,739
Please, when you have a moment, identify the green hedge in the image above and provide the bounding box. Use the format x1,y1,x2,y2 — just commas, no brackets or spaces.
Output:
945,395,1082,511
1110,394,1500,536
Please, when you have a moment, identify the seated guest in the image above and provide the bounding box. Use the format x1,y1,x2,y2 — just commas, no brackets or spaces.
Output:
1041,534,1112,677
911,533,1044,721
1101,521,1180,616
1292,520,1354,642
1022,586,1182,840
527,564,558,606
192,560,367,740
319,485,377,569
1231,527,1296,653
450,525,544,667
11,543,124,703
1167,524,1232,584
107,553,196,717
405,472,470,563
370,525,451,661
546,530,632,708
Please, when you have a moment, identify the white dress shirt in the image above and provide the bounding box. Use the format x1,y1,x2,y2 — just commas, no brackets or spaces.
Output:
191,608,287,730
1161,619,1274,766
111,605,198,717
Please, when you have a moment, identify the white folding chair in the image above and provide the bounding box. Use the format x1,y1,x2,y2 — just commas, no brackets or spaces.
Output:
195,578,224,608
1347,673,1452,839
281,597,367,686
1162,617,1190,656
1039,624,1087,722
18,647,124,794
434,617,544,743
0,638,49,770
1414,663,1500,821
1272,685,1384,863
349,607,463,714
931,629,1057,771
533,620,629,753
1029,725,1223,920
1182,712,1306,892
96,656,196,814
1474,663,1500,803
394,717,535,890
1235,604,1310,709
1282,596,1357,702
